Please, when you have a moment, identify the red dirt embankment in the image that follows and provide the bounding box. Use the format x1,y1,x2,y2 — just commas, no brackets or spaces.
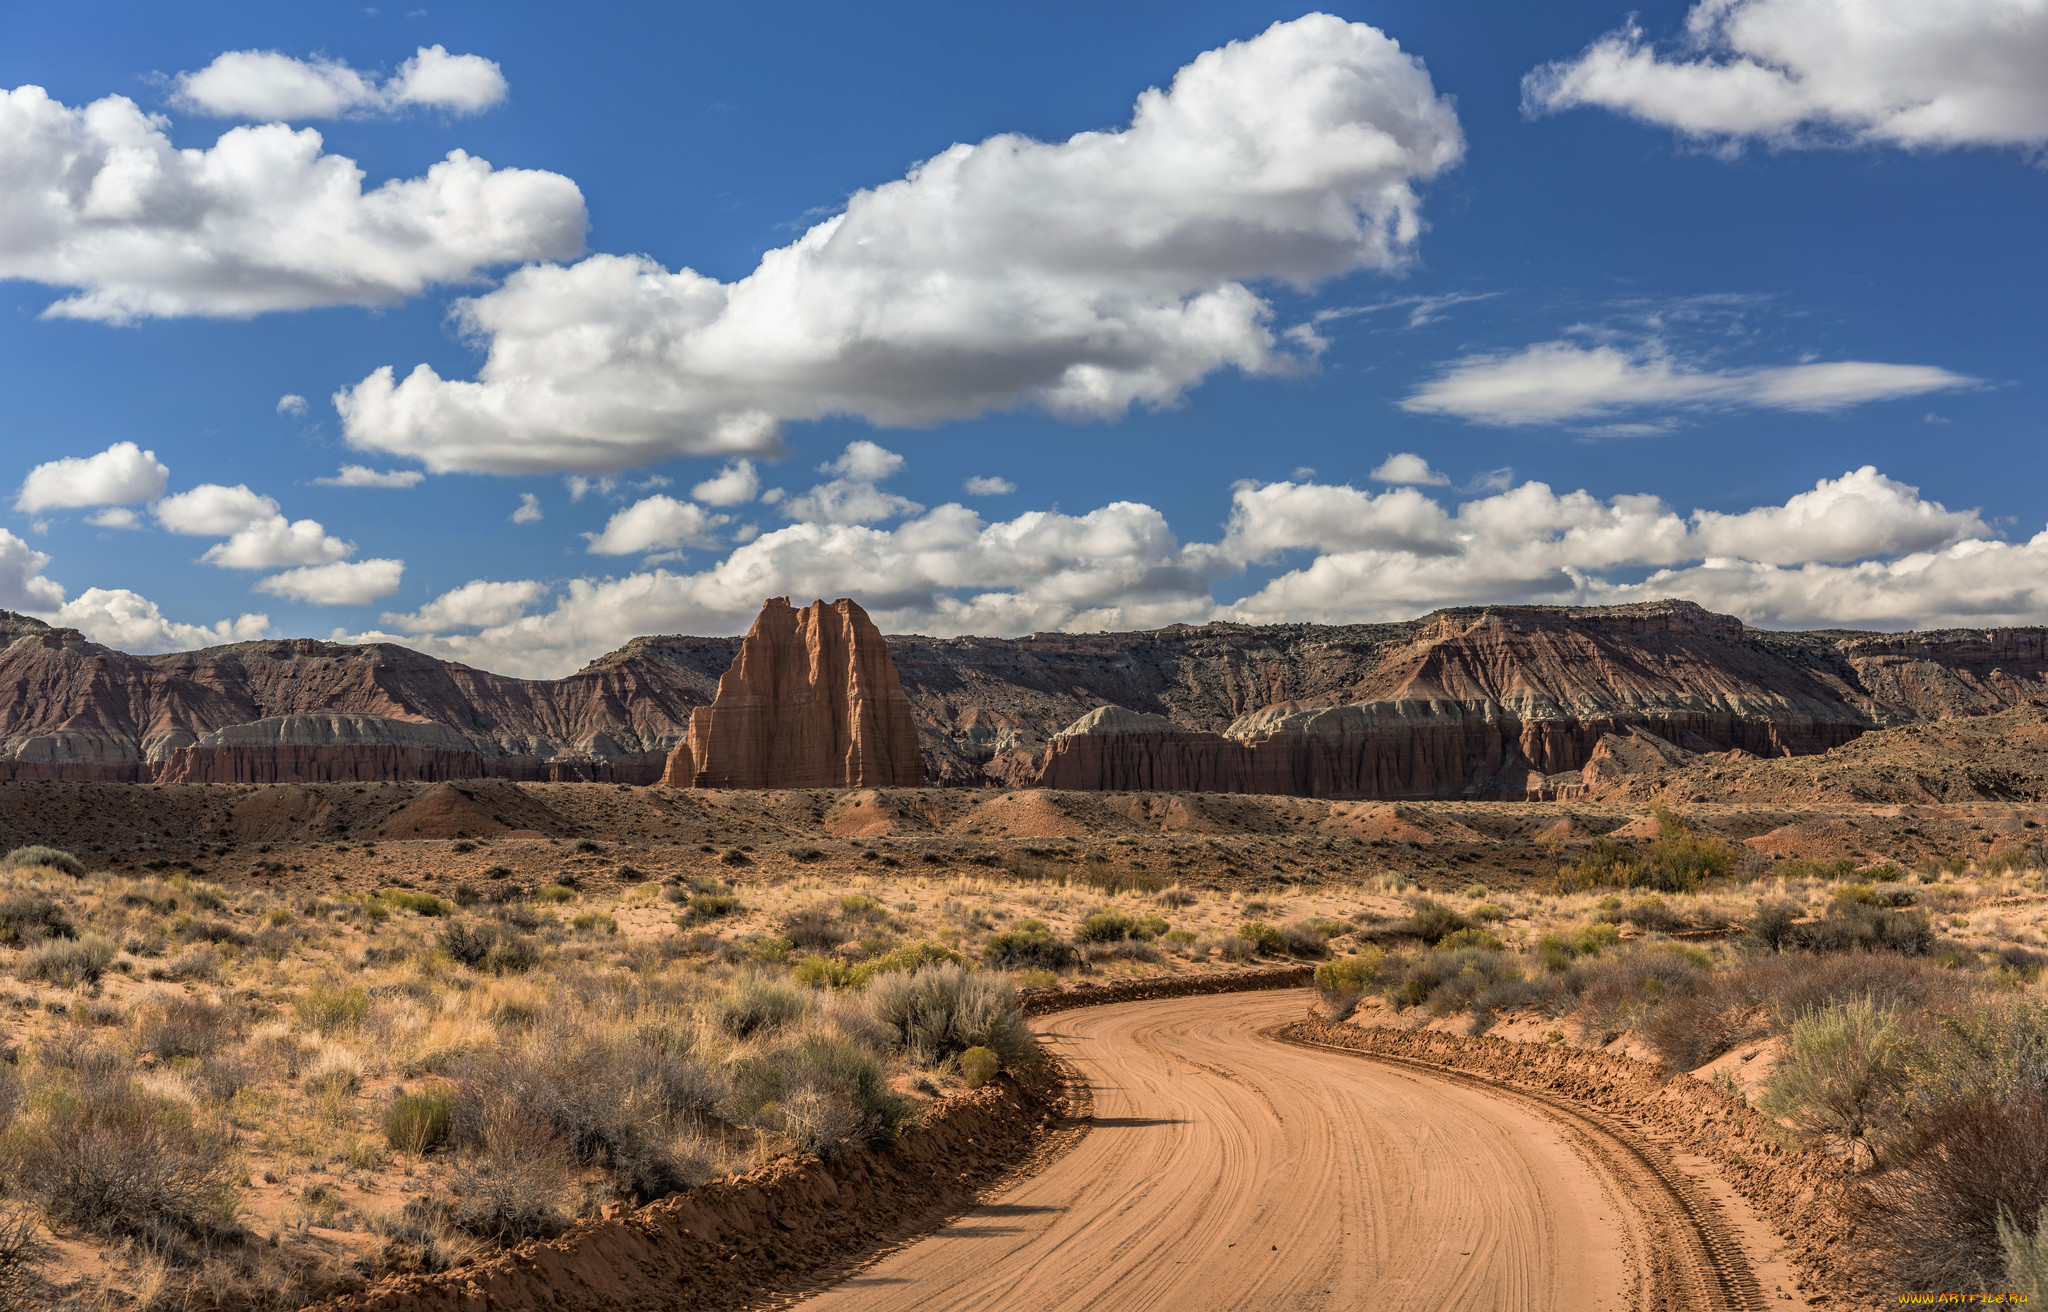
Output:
1278,1018,1877,1308
305,968,1307,1312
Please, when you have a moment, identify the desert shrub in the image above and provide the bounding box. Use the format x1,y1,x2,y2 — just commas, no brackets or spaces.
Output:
1382,945,1523,1018
450,1111,571,1243
177,916,251,947
1075,909,1139,943
707,970,810,1037
1156,887,1197,908
535,883,576,905
1237,921,1286,955
839,894,886,922
8,1068,239,1244
16,934,115,987
1555,809,1734,893
1314,949,1385,1019
1438,926,1505,952
2002,1205,2048,1302
571,911,618,936
0,895,73,945
1403,899,1471,946
959,1046,1001,1088
982,921,1077,972
381,889,453,917
845,941,964,988
136,996,241,1059
866,963,1032,1064
1614,895,1688,934
1863,1087,2048,1291
0,1199,40,1310
1280,920,1331,958
384,1087,455,1154
1746,900,1802,951
782,905,849,951
1793,902,1936,956
727,1014,904,1155
1835,882,1917,909
2,846,82,876
293,983,371,1034
1218,934,1257,963
793,955,854,989
440,921,542,974
1761,997,1913,1166
719,848,752,867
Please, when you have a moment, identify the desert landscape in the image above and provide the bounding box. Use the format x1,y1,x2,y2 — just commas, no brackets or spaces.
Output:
0,596,2036,1309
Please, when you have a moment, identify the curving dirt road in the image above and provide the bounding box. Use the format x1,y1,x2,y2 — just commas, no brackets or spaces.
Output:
794,991,1767,1312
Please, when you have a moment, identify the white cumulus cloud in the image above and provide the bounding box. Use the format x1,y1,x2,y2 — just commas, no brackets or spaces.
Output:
154,483,279,536
16,441,170,512
690,460,760,506
1400,340,1974,426
255,558,404,605
511,492,543,524
0,84,584,321
380,578,544,633
172,45,509,120
1525,0,2048,152
964,475,1016,496
314,465,425,488
583,496,728,556
782,441,923,526
334,15,1464,474
54,588,268,652
1368,452,1448,485
154,481,368,571
277,393,309,416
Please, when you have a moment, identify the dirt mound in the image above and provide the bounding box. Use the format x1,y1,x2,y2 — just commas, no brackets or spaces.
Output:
944,791,1129,840
229,786,333,842
376,781,568,840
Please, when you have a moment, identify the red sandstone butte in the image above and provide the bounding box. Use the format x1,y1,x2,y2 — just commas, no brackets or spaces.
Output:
660,598,925,789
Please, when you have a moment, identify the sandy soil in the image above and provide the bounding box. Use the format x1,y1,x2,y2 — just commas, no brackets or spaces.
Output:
796,991,1659,1312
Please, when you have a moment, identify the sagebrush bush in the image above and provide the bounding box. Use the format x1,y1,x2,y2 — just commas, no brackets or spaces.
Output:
1,846,82,876
135,996,240,1059
16,934,115,987
1554,809,1735,894
1280,921,1331,958
1314,949,1385,1019
781,906,848,951
1863,1087,2048,1291
1075,908,1138,943
981,921,1077,972
1403,900,1471,946
1762,997,1913,1166
866,963,1032,1064
440,920,542,974
707,970,810,1037
0,895,73,945
293,983,370,1034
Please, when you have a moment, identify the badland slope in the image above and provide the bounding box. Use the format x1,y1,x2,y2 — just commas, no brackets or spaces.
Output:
661,598,924,789
0,600,2045,797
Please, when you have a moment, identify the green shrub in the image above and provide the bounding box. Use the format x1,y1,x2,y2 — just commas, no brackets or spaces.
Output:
959,1046,1001,1089
1437,926,1505,952
1404,899,1472,946
678,892,740,926
839,894,886,921
441,921,543,974
1237,921,1286,955
1075,909,1139,943
1314,949,1385,1018
385,1087,455,1154
16,934,116,987
380,888,453,916
535,884,577,904
982,921,1077,972
571,911,618,936
1,846,82,876
847,941,964,987
866,963,1032,1064
793,954,855,989
1555,809,1734,893
1760,997,1912,1166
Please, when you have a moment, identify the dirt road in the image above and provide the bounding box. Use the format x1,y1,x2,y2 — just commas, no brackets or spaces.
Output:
794,991,1768,1312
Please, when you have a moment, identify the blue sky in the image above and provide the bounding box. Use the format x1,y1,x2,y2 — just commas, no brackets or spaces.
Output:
1,0,2043,675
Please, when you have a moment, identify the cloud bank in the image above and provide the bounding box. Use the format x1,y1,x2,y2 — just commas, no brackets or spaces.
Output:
1526,0,2048,151
335,14,1465,474
0,84,584,320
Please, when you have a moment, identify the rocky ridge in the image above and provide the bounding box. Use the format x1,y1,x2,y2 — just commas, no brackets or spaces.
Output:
1,600,2046,797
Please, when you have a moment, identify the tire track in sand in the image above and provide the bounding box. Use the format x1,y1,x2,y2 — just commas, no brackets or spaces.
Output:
793,990,1765,1312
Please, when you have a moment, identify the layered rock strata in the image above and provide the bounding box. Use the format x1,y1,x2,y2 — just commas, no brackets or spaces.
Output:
661,598,924,789
1034,604,1873,799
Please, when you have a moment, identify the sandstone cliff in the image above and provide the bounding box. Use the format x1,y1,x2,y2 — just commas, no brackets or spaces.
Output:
662,598,923,789
1030,602,1988,800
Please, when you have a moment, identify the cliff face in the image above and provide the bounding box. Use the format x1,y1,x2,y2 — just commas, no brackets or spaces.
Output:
664,598,924,789
4,598,2048,796
1033,603,1921,800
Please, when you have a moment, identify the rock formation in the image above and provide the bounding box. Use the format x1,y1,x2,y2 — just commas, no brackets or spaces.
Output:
661,598,925,789
4,596,2048,796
